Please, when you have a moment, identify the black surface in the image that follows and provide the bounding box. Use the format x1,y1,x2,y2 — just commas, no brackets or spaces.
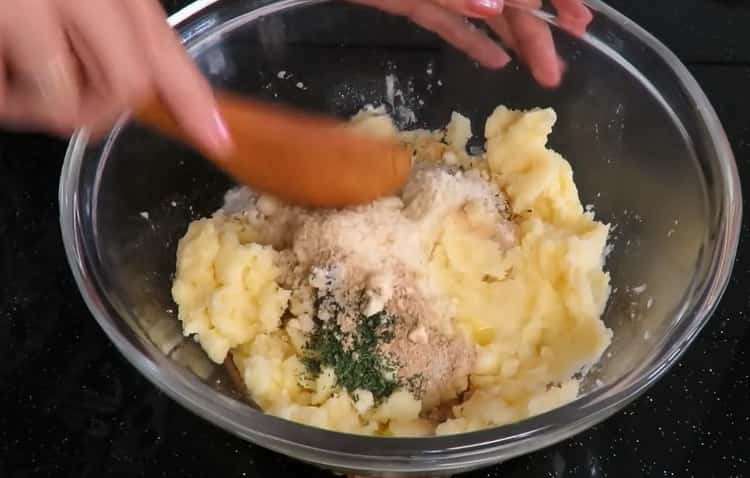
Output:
1,1,749,477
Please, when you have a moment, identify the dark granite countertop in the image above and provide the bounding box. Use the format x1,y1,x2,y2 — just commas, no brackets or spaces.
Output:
1,1,748,477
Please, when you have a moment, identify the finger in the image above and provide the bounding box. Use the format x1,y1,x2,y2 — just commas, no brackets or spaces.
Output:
0,45,6,112
121,0,232,157
59,0,152,125
505,7,561,87
62,27,125,136
0,0,81,131
65,37,130,141
485,15,518,52
349,0,509,68
408,2,511,68
550,0,592,36
433,0,504,18
79,98,126,139
0,85,80,135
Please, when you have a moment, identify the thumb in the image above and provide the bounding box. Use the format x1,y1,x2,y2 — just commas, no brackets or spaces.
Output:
433,0,504,17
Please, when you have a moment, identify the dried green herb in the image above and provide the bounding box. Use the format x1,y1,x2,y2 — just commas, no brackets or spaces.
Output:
406,373,426,397
303,293,399,402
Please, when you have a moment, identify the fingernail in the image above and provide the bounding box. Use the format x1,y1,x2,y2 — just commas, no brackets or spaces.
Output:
558,14,589,36
565,5,593,22
208,108,234,158
467,0,503,17
486,49,512,69
532,57,562,88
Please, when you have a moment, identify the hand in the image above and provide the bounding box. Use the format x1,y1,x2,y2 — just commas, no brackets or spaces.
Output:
349,0,593,87
0,0,231,155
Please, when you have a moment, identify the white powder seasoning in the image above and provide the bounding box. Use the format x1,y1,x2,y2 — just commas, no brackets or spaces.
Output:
224,161,507,284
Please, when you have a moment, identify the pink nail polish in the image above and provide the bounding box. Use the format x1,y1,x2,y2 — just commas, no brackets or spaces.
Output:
467,0,502,17
209,109,233,158
490,50,512,69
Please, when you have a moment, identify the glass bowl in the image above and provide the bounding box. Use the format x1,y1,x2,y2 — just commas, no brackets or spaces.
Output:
59,0,741,476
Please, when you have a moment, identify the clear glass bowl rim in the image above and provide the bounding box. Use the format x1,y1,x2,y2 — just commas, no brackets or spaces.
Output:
59,0,742,473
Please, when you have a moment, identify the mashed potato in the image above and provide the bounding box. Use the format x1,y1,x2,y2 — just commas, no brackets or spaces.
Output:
171,105,612,436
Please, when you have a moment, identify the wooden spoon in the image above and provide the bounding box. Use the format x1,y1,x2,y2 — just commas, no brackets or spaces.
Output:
135,92,412,208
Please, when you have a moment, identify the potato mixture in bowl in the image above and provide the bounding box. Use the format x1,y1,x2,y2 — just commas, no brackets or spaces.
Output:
171,105,612,436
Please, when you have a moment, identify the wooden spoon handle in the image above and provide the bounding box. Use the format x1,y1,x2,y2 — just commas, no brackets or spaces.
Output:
135,92,411,208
